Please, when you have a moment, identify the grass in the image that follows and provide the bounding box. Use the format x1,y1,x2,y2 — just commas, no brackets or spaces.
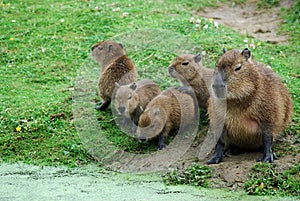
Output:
163,164,212,187
0,0,299,197
257,0,280,9
245,163,300,198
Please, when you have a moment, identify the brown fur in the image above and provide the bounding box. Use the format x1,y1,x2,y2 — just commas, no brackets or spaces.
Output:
114,79,161,125
92,40,138,110
206,48,293,163
168,54,214,109
137,86,198,149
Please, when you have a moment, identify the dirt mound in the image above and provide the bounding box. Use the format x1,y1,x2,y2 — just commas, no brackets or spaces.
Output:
197,0,294,43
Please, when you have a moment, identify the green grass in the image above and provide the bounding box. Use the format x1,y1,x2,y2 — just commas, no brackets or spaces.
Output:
245,163,300,198
0,0,299,196
257,0,280,9
163,163,212,187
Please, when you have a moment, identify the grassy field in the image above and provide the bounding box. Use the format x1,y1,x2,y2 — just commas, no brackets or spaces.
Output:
1,0,299,197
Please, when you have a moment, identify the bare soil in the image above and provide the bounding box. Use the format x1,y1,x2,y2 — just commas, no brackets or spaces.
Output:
197,0,294,44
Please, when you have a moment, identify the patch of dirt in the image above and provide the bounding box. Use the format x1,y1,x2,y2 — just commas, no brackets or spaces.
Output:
197,0,294,43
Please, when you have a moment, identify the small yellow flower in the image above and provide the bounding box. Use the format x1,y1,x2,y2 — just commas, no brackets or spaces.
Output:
10,37,14,41
16,126,21,132
208,18,214,22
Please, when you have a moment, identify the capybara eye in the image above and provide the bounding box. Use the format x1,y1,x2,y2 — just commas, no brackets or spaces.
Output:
98,46,103,50
234,63,242,72
182,61,189,66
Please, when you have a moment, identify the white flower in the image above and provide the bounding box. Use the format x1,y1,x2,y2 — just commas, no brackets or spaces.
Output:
196,19,201,24
270,57,275,60
60,19,65,23
123,12,129,17
243,39,248,43
203,24,208,29
250,43,255,49
95,6,99,11
112,7,120,12
189,17,195,23
12,20,16,23
195,24,200,28
201,51,206,56
214,21,219,28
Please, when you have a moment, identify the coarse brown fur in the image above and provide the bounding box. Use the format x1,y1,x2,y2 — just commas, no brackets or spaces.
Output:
137,86,198,150
92,40,138,111
114,79,161,126
206,48,293,164
168,54,214,109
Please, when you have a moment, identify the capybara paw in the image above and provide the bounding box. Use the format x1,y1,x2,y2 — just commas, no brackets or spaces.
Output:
95,103,110,111
207,155,222,164
157,144,166,150
95,105,102,110
256,153,274,163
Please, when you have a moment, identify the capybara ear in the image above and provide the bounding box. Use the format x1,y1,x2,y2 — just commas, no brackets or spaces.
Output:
194,54,201,63
91,44,96,51
129,82,137,90
222,48,227,54
119,43,123,49
241,48,251,60
109,44,113,52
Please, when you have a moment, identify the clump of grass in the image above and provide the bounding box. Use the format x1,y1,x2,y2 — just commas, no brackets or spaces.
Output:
245,163,300,198
257,0,280,9
163,163,212,187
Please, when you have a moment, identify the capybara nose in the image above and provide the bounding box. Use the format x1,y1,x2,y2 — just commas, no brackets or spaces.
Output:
118,106,125,114
212,83,226,89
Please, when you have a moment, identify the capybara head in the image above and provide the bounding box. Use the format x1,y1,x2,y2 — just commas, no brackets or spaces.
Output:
114,82,140,118
91,40,125,67
168,54,202,82
213,48,259,100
